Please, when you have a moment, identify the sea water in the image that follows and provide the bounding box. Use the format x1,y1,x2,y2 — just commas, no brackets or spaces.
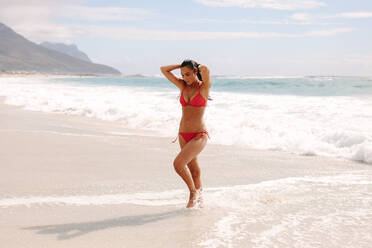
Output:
1,75,371,164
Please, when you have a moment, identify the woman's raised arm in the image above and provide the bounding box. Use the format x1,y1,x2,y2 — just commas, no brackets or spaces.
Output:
198,65,211,89
160,64,185,90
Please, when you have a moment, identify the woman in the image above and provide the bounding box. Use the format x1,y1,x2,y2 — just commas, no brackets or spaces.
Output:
160,59,211,208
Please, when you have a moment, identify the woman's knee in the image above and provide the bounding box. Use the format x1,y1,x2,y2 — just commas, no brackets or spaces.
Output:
173,158,185,172
189,167,201,178
187,158,200,177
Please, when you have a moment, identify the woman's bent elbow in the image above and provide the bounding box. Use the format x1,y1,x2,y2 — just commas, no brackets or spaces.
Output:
199,65,209,73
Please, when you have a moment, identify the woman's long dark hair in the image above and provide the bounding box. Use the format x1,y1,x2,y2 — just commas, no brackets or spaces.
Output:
181,59,202,81
180,59,212,101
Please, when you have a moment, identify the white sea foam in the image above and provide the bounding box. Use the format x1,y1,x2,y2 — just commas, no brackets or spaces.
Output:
198,171,372,248
120,73,163,78
1,172,370,208
1,172,371,247
0,189,185,208
0,76,371,164
211,75,306,79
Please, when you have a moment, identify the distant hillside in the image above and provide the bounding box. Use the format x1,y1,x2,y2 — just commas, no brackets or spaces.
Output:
0,23,120,75
40,42,92,62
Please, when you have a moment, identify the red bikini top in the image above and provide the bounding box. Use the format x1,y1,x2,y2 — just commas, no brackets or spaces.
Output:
180,86,207,107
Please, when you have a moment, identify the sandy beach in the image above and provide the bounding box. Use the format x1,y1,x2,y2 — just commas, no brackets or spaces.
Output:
1,101,371,248
2,0,372,245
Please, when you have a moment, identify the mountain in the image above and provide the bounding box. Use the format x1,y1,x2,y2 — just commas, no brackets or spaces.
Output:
0,23,120,75
39,42,92,62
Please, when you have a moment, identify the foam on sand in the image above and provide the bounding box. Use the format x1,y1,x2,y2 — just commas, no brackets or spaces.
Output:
1,172,371,247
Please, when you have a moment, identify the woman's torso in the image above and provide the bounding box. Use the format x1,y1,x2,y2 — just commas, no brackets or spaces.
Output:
179,84,209,132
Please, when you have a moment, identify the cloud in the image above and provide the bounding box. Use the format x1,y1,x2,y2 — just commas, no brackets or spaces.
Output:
0,1,353,42
324,12,372,19
0,0,81,4
188,11,372,26
0,3,152,23
23,25,352,41
185,17,341,26
290,13,311,21
0,2,154,41
185,18,283,25
194,0,326,10
290,11,372,22
58,6,153,21
302,28,353,37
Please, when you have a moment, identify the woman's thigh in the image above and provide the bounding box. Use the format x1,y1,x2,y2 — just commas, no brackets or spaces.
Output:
175,135,208,165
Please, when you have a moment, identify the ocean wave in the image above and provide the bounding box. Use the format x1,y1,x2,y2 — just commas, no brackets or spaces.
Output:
1,76,372,164
120,73,163,78
212,74,306,79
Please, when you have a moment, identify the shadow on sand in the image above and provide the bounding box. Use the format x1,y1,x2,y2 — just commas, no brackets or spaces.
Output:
23,209,187,240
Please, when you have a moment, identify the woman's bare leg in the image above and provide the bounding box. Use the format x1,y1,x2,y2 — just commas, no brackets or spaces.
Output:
174,134,207,208
187,158,202,191
187,158,204,206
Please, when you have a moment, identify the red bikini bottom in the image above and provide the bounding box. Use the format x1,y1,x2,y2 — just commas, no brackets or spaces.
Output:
172,130,210,143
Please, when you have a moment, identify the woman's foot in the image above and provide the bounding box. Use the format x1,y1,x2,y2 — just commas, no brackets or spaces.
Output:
186,190,198,208
186,189,204,208
196,188,204,208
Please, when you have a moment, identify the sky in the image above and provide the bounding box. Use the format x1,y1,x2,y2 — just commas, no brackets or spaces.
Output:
1,0,372,76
